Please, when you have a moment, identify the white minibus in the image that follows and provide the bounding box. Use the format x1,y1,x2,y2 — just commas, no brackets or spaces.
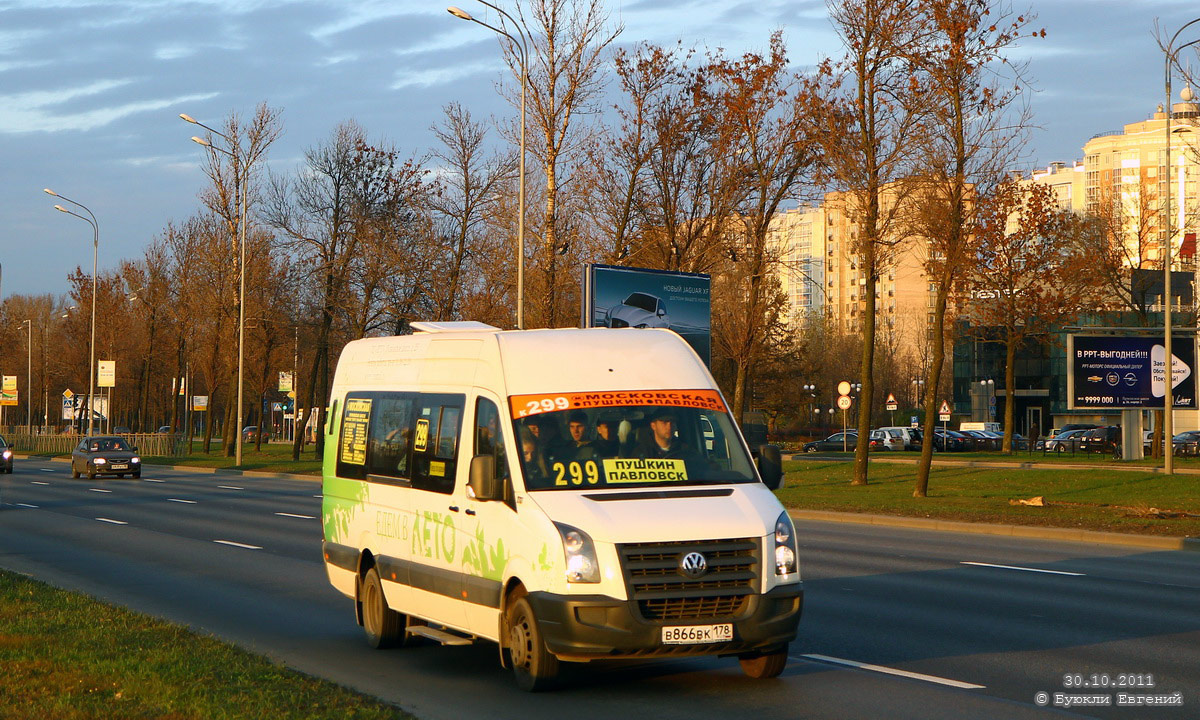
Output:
321,322,802,690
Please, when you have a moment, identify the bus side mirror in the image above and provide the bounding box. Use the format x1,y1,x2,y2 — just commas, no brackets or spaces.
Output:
469,455,503,501
757,444,783,490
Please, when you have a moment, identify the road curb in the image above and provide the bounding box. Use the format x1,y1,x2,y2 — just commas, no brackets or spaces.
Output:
789,508,1200,551
789,453,1200,475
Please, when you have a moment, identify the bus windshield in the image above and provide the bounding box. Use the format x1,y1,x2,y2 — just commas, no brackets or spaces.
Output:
508,389,758,491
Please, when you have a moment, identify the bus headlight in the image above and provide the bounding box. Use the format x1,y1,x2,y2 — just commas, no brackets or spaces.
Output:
774,512,798,576
554,522,599,583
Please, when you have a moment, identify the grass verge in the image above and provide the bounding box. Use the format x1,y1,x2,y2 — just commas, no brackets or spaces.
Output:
139,442,322,475
0,570,410,720
779,459,1200,537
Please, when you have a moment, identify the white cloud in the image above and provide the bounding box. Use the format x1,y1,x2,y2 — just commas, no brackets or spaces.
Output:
0,79,218,133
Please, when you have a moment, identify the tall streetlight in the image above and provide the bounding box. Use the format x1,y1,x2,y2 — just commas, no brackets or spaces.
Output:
19,319,32,430
1161,17,1200,475
45,188,98,436
448,3,528,329
180,113,248,465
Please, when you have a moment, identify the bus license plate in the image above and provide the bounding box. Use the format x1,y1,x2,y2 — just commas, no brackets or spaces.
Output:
661,623,733,645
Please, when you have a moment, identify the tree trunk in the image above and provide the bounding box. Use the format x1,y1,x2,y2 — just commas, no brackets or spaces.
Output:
914,286,949,497
1002,333,1017,454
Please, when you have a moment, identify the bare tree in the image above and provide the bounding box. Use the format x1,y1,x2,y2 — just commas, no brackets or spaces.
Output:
963,181,1105,451
428,103,516,322
496,0,621,327
191,103,282,456
908,0,1038,496
823,0,928,485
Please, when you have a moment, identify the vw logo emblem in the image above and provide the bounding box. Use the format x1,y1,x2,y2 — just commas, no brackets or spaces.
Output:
679,551,708,578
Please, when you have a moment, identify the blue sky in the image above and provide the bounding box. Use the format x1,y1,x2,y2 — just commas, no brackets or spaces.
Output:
1,0,1198,298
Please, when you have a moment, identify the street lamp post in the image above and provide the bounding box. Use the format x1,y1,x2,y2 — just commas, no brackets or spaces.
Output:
45,189,98,437
180,113,248,466
19,319,32,430
1162,18,1200,475
448,3,528,329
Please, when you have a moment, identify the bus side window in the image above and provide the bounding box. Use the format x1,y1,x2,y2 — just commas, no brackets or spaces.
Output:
411,395,464,495
474,397,510,483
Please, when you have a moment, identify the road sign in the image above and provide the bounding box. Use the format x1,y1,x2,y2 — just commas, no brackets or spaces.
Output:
837,381,852,396
279,371,293,393
939,400,952,422
98,360,115,388
0,390,17,407
911,415,919,428
886,393,897,411
2,375,15,392
192,395,209,412
837,395,853,410
63,388,74,399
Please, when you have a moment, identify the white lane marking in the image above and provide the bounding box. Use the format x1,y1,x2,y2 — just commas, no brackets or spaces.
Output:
39,468,53,473
275,512,315,519
213,540,262,550
16,503,39,509
96,517,128,525
32,481,49,486
312,495,322,498
89,488,113,493
800,654,986,689
167,498,197,504
143,478,165,483
960,561,1084,577
218,485,243,490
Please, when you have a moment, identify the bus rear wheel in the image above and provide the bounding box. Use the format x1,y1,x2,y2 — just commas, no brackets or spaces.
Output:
361,567,404,649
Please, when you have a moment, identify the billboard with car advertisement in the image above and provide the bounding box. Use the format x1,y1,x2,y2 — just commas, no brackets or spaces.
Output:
1068,334,1195,409
582,264,711,366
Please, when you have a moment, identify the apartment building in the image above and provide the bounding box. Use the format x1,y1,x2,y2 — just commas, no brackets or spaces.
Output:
770,189,932,365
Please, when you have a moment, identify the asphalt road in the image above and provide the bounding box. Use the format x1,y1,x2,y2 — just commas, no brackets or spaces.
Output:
1,456,1198,719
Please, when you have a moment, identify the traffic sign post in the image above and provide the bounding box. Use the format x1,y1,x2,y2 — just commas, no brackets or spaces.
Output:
939,400,952,435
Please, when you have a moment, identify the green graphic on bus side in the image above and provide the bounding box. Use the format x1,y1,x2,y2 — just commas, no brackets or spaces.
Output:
322,474,370,544
411,509,456,563
462,527,510,581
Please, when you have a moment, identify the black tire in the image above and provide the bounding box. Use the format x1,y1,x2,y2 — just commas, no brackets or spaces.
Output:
360,567,404,649
133,472,141,479
805,446,818,454
72,463,80,479
506,594,559,692
87,470,95,480
740,648,789,679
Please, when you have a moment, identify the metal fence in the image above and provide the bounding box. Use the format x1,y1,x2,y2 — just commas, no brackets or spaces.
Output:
1,431,180,457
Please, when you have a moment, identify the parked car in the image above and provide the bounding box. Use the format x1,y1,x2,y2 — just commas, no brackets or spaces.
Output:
0,435,13,473
959,429,997,451
930,428,967,452
1044,428,1088,453
803,432,858,453
604,292,670,329
156,425,173,434
242,425,269,443
876,426,922,450
70,436,141,479
1172,431,1200,456
1078,426,1120,455
113,426,131,434
871,428,906,451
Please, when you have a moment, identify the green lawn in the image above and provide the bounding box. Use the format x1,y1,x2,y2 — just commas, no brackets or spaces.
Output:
779,458,1200,537
139,441,323,475
0,570,411,720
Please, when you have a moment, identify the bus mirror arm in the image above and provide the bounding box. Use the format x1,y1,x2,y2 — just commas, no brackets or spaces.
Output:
469,455,503,501
757,444,783,491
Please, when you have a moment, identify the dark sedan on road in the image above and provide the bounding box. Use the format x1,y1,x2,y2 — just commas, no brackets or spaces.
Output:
0,434,13,473
70,435,141,479
803,431,859,452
